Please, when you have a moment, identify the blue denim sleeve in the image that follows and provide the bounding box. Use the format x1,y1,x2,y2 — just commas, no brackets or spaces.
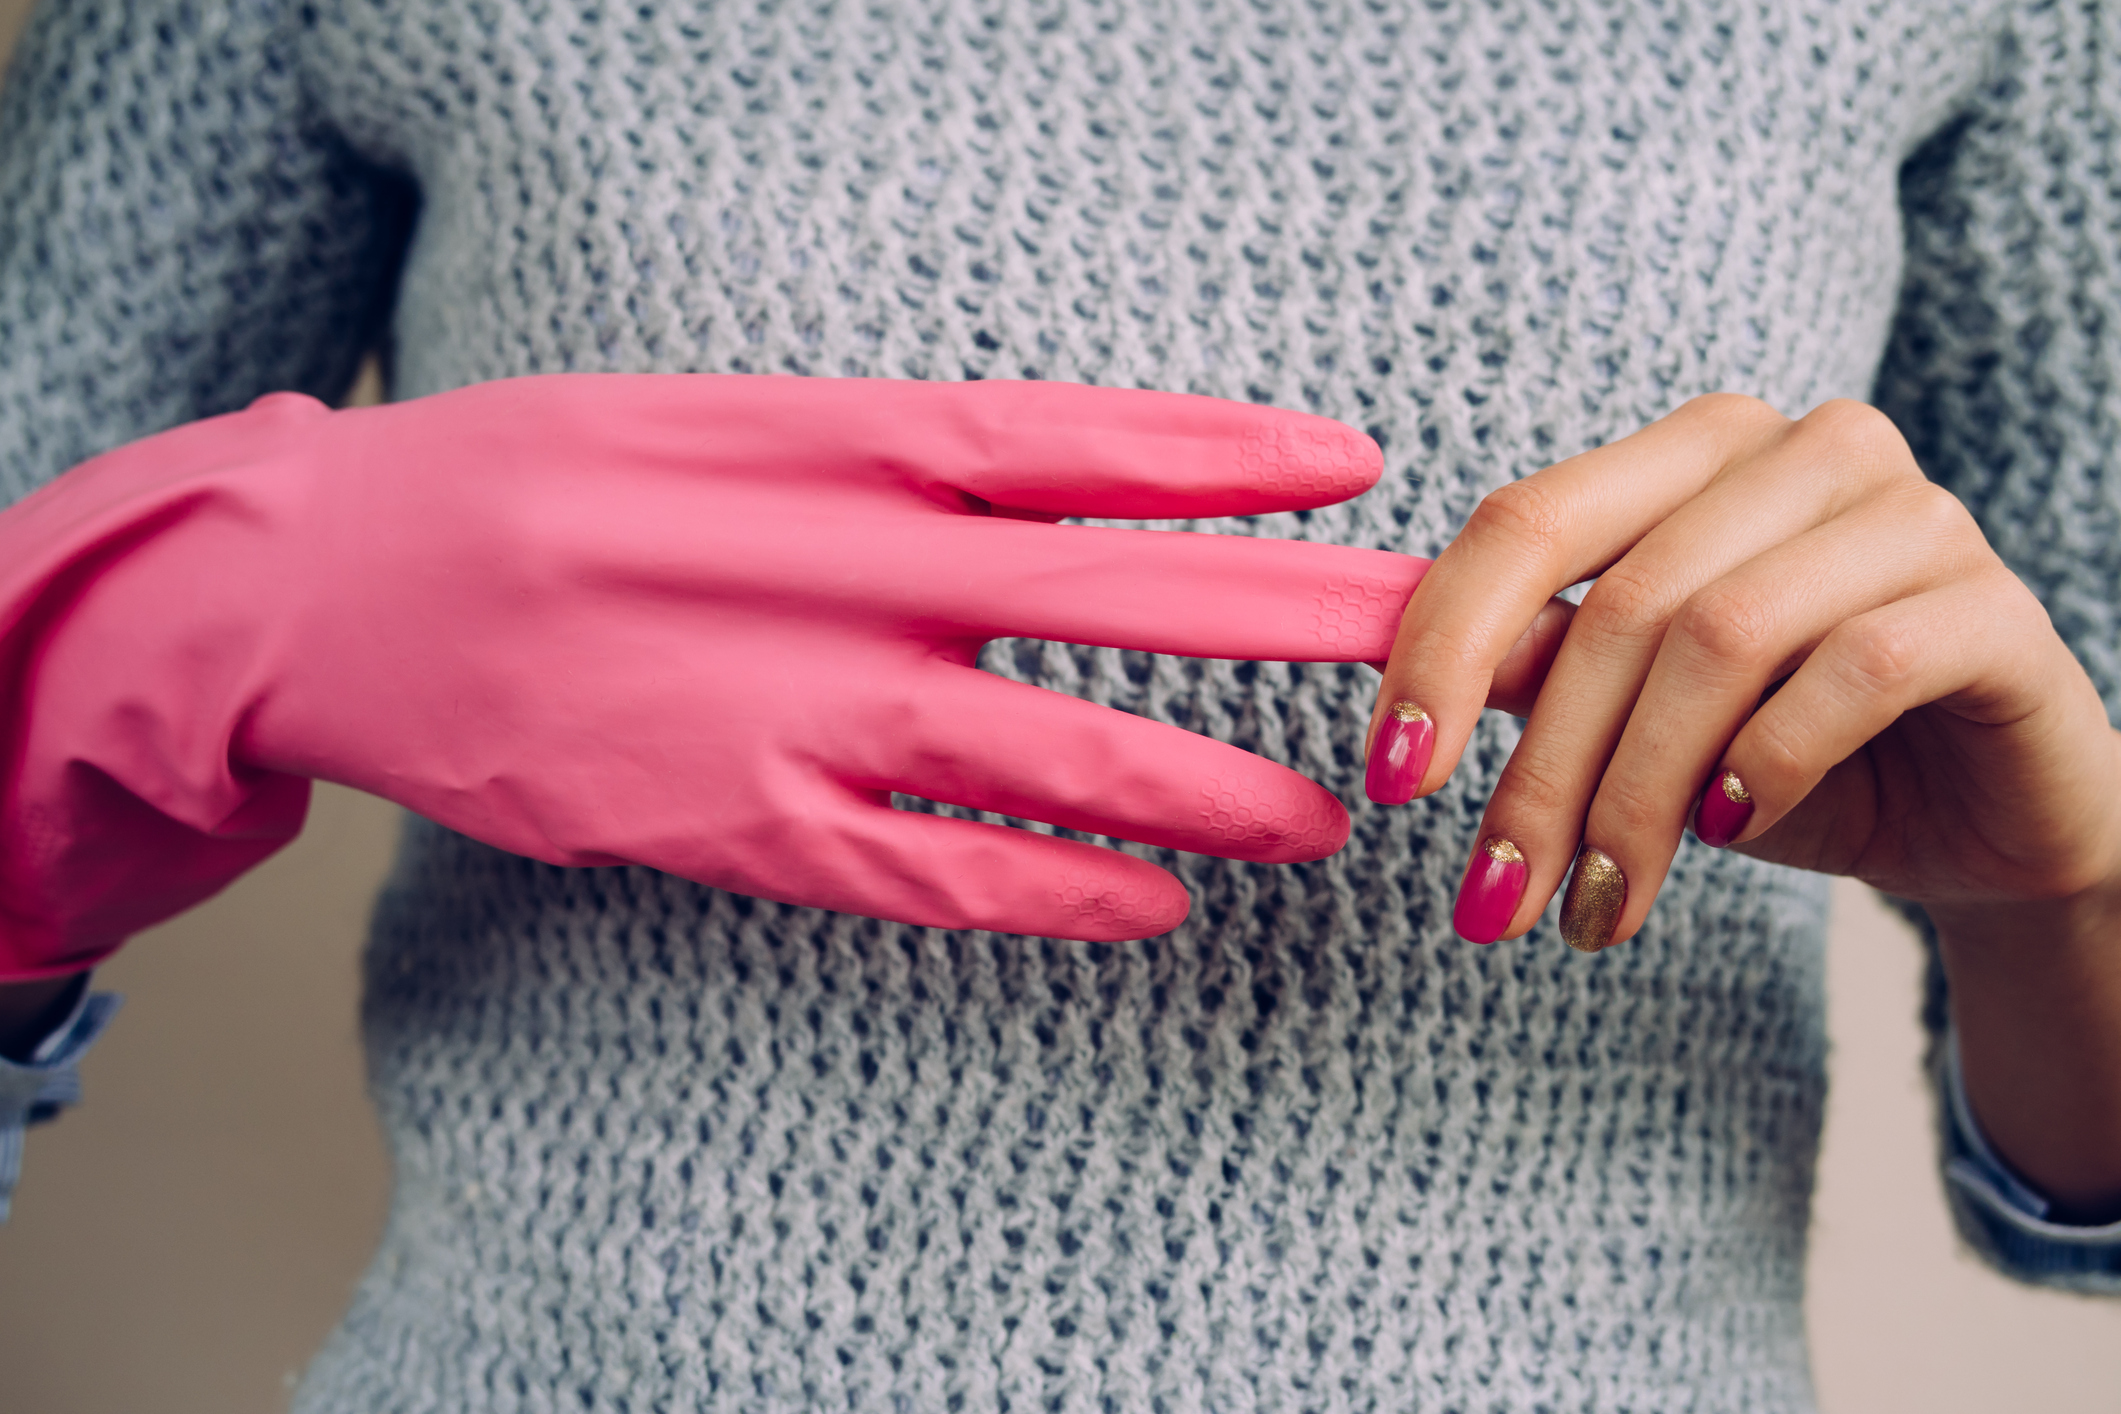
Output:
0,979,121,1221
1940,1032,2121,1294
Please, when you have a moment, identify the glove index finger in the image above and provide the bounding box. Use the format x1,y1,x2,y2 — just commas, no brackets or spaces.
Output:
939,381,1383,519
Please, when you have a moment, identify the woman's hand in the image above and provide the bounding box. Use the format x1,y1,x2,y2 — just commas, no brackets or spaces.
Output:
1366,393,2121,949
1367,392,2121,1215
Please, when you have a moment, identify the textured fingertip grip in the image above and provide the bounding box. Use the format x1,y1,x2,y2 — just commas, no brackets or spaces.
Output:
1197,776,1350,860
1312,575,1409,658
1054,868,1190,941
1235,420,1382,504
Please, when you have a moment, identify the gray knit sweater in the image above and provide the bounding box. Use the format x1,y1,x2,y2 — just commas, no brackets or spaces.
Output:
4,0,2119,1408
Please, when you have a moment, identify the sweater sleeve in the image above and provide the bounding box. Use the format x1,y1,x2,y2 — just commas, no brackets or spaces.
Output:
0,0,416,510
1871,0,2121,1294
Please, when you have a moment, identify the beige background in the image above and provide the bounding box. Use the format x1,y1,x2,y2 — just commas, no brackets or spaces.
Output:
0,0,2117,1407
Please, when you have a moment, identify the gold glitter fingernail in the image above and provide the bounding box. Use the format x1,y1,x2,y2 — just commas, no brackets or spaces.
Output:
1560,848,1626,953
1721,771,1751,804
1389,700,1428,723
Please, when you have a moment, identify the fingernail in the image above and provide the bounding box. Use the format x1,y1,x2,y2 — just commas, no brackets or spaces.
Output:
1365,701,1434,805
1560,847,1626,953
1694,769,1754,849
1453,837,1528,944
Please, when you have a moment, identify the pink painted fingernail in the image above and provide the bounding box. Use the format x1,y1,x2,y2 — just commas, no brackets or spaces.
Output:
1365,701,1435,805
1453,837,1528,944
1694,769,1754,848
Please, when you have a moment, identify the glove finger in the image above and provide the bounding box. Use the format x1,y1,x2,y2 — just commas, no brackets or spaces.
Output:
572,507,1427,664
927,380,1385,518
928,519,1429,663
872,813,1192,941
840,665,1350,862
591,374,1384,518
668,790,1193,942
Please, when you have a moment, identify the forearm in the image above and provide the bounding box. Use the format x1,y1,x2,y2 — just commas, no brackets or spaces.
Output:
1932,871,2121,1222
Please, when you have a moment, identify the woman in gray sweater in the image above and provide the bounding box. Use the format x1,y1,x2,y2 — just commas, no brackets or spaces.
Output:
1,0,2118,1408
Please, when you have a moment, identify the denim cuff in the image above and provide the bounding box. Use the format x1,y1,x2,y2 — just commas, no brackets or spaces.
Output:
1941,1032,2121,1292
0,979,121,1221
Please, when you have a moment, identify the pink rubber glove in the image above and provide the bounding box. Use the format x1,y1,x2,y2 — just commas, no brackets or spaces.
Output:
0,376,1427,977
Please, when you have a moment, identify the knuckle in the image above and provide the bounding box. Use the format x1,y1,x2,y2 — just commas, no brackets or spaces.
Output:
1804,399,1911,476
1681,391,1788,442
1593,775,1672,840
2002,573,2057,630
1741,713,1811,795
1580,562,1678,641
1497,751,1579,820
1467,477,1571,561
1670,583,1779,669
1835,617,1923,696
1414,618,1496,675
1902,480,1978,546
1395,617,1497,690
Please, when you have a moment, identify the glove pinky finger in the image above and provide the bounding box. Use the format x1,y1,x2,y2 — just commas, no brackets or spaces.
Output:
700,800,1192,942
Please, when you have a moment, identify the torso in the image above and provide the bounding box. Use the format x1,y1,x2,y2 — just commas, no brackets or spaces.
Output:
292,1,2002,1407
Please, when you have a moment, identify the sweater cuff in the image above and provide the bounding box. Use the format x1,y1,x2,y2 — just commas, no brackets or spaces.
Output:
1941,1032,2121,1290
0,978,120,1221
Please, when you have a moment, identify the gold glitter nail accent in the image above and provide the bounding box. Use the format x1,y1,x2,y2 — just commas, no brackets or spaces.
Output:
1389,700,1428,723
1560,848,1626,953
1721,771,1751,804
1484,837,1524,864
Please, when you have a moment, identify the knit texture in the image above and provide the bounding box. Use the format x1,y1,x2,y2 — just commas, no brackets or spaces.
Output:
3,0,2116,1407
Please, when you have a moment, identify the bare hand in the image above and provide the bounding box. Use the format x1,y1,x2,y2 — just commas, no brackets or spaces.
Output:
1366,394,2121,952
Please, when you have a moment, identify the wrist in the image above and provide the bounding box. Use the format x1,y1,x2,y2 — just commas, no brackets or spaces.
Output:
1924,852,2121,957
0,394,328,975
1929,856,2121,1220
